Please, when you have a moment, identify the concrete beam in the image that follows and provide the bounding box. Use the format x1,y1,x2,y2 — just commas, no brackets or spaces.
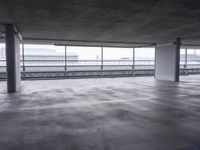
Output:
5,24,21,92
155,39,181,82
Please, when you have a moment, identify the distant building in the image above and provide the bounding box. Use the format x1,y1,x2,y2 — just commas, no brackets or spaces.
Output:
0,48,78,61
120,57,131,60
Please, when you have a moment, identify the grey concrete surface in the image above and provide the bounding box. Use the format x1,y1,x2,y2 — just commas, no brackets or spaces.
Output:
155,39,180,81
5,24,21,92
1,1,200,46
0,76,200,150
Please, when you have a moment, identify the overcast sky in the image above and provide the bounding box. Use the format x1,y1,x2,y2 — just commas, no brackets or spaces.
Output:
1,44,200,60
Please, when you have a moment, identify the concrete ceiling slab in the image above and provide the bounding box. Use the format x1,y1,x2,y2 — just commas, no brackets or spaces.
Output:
0,0,200,46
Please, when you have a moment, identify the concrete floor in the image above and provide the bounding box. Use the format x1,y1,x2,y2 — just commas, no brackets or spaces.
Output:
0,76,200,150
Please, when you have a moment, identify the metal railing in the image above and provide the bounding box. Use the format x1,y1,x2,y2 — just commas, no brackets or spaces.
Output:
1,59,200,80
0,59,155,79
1,46,200,80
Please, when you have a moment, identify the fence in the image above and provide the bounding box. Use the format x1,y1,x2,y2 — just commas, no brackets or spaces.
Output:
1,45,200,80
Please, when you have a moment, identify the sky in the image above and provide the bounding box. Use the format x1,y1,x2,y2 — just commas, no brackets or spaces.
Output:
23,44,156,60
1,43,200,60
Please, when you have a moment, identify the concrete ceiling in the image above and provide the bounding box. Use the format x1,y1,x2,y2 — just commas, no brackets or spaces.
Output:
0,0,200,46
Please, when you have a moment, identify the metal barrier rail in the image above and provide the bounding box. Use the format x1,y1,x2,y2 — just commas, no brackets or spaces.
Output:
1,59,200,80
1,68,200,80
0,66,155,80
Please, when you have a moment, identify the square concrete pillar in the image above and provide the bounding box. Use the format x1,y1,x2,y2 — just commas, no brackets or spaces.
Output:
155,39,181,82
5,24,21,92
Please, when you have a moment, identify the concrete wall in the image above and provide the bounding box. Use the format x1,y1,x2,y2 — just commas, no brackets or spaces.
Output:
155,42,180,82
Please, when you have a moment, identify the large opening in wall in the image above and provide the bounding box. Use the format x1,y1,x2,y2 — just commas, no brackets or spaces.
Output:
22,44,65,79
180,48,200,79
0,43,5,80
186,49,200,71
135,47,155,76
103,47,133,76
0,43,159,80
66,46,102,77
180,49,187,71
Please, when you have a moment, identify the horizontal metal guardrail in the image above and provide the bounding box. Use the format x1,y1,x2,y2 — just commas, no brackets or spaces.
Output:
0,68,155,80
1,68,200,80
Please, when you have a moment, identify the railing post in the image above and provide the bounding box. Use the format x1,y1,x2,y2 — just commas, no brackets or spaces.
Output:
184,48,187,69
101,46,104,77
132,48,135,76
22,43,26,79
65,46,67,78
184,48,188,75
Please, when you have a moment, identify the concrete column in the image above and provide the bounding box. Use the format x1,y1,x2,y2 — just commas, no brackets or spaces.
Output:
5,24,21,92
155,38,181,82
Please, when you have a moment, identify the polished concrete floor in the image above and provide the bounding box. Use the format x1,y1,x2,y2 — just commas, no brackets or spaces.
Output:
0,76,200,150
